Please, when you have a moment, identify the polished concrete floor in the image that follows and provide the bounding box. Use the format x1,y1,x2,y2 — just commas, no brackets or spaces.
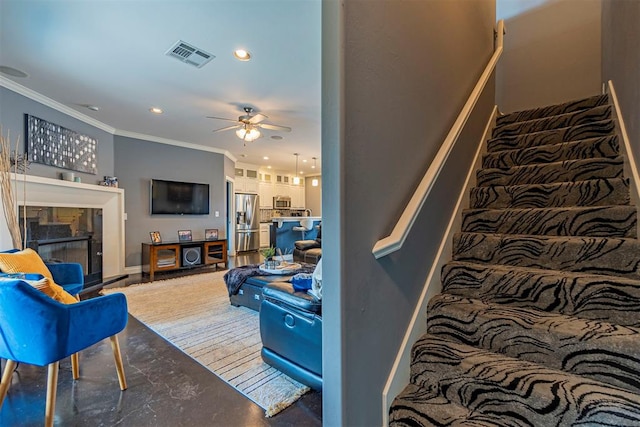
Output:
0,251,322,426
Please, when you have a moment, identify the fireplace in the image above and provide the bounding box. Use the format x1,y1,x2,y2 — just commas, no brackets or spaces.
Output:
0,174,125,281
20,206,103,287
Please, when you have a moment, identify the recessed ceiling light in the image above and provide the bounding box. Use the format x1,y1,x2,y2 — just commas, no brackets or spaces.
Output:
0,65,28,78
233,49,251,61
263,156,269,160
271,135,283,140
302,159,307,163
149,107,163,114
267,165,272,169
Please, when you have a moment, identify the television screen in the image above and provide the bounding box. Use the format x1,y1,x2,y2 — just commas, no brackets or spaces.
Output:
150,179,210,215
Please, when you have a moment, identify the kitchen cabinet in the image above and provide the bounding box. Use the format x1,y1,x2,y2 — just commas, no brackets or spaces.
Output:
260,223,271,247
259,181,274,208
260,172,273,183
235,178,258,194
291,182,305,209
235,167,258,194
273,183,288,199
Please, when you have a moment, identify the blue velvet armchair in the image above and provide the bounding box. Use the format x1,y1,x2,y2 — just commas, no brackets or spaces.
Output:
0,278,128,427
0,249,84,297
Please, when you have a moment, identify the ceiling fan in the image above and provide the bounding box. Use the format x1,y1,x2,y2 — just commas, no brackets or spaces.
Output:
207,107,291,144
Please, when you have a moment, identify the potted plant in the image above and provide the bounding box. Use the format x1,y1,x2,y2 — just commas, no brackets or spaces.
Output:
260,246,277,269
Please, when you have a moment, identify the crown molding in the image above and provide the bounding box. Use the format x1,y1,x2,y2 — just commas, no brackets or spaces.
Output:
1,76,237,163
114,129,237,162
0,75,116,134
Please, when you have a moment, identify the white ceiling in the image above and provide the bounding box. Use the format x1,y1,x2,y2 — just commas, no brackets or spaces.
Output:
0,0,322,175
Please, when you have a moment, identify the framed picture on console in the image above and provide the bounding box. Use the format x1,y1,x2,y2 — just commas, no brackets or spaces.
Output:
178,230,193,242
150,231,162,244
205,228,219,241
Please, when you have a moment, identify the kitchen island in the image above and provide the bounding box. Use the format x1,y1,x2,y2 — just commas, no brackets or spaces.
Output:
271,216,321,254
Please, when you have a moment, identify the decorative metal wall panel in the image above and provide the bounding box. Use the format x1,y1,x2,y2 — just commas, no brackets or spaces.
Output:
26,114,97,174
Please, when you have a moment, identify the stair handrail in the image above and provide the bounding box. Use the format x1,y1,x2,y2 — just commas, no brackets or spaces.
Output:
372,20,505,259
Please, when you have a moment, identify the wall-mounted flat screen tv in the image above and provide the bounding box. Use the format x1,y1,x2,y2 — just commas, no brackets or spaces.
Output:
150,179,210,215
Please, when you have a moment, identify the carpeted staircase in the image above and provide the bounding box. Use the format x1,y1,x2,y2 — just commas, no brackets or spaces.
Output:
390,94,640,426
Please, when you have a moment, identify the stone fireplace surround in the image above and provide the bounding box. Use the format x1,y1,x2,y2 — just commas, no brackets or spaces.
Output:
0,173,125,280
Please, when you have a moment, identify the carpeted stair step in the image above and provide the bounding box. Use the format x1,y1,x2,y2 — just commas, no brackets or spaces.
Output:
482,134,619,169
427,293,640,394
452,232,640,280
389,383,474,426
441,261,640,325
470,177,630,209
496,94,609,127
476,156,624,187
393,92,640,425
408,334,640,426
487,119,616,153
390,383,561,427
492,104,612,138
461,205,637,237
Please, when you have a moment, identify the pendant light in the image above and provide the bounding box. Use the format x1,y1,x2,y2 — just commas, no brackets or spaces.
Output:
293,153,300,185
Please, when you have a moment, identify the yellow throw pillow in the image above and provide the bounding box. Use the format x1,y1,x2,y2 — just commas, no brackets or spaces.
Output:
38,277,78,304
0,249,78,304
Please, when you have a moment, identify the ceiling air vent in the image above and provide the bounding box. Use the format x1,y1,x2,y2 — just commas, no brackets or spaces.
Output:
165,40,215,68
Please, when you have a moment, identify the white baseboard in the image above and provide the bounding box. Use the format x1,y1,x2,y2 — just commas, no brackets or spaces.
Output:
380,106,498,426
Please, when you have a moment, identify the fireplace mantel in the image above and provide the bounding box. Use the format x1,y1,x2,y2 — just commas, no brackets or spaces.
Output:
0,174,125,279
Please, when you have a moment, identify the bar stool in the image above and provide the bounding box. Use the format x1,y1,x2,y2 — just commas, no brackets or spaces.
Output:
292,218,314,240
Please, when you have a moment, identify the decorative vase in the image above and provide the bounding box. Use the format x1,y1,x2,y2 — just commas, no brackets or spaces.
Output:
264,258,279,269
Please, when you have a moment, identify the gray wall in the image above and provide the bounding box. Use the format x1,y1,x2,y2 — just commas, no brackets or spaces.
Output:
322,1,496,424
0,87,114,181
114,136,228,268
304,176,322,217
496,0,602,113
602,0,640,173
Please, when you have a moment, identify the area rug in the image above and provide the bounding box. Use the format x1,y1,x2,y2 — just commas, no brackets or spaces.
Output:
103,271,309,417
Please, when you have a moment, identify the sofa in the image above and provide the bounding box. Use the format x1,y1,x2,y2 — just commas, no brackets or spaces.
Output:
229,274,285,312
293,224,322,264
259,281,322,391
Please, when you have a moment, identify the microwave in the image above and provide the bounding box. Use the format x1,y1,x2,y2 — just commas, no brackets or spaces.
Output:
273,196,292,208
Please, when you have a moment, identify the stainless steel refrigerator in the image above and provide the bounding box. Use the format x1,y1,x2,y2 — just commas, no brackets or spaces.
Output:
235,193,260,252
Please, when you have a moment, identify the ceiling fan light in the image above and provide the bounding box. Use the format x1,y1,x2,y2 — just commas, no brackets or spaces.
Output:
236,126,261,142
248,128,261,140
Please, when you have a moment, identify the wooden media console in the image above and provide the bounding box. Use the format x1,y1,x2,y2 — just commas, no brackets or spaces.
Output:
141,239,227,281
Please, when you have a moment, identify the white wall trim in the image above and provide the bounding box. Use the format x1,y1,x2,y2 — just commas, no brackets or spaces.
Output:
0,76,237,164
1,174,126,278
381,106,498,426
226,176,236,254
607,80,640,209
1,76,117,134
372,20,504,259
115,129,236,161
